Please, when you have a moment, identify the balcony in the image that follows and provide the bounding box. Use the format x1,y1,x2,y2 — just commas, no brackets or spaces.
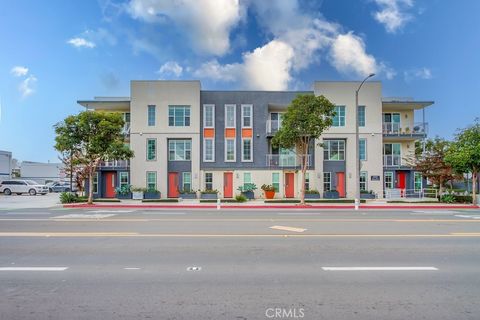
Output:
266,154,311,168
266,120,282,136
98,160,129,169
383,155,402,167
382,122,428,138
122,123,131,136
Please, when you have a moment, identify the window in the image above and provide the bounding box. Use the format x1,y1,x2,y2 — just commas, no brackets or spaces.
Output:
92,172,99,194
225,138,235,161
169,106,191,126
241,138,252,162
147,105,155,126
146,171,156,190
332,106,345,127
119,172,129,188
205,173,213,190
241,104,252,128
383,113,401,133
124,112,131,123
359,139,367,161
270,113,283,133
384,172,394,189
272,173,280,192
358,106,365,127
304,172,310,191
203,138,215,162
414,172,423,191
182,172,191,192
243,172,252,189
225,104,236,128
168,139,191,161
383,143,401,166
203,104,215,128
323,140,345,161
360,171,367,192
323,172,331,192
146,139,156,161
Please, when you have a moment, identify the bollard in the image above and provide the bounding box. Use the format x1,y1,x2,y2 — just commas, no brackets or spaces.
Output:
216,198,221,210
354,198,360,211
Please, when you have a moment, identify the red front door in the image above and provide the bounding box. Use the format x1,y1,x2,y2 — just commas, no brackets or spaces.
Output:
223,172,233,198
104,172,116,198
168,172,179,198
285,172,294,198
396,171,407,196
336,172,345,198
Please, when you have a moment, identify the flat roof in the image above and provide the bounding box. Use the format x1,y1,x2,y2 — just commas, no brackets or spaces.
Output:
382,100,434,110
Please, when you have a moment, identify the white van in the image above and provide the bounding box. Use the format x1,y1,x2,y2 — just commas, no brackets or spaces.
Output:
0,180,49,195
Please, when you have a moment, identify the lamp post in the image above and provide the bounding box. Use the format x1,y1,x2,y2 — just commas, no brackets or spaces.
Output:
355,73,375,210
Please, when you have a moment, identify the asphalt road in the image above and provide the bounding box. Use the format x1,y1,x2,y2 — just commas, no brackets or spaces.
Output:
1,207,480,320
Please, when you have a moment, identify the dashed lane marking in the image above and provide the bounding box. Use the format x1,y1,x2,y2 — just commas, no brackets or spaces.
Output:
53,214,117,219
269,225,307,233
0,267,68,271
322,266,438,271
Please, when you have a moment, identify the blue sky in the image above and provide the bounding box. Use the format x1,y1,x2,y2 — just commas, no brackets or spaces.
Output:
0,0,479,162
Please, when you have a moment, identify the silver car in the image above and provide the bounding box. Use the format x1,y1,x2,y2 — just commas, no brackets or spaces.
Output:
0,180,49,196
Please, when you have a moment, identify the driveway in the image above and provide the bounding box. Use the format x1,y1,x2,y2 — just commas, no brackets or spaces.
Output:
0,192,60,209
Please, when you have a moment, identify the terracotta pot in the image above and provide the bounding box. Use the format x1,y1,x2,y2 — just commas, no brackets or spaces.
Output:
264,190,275,199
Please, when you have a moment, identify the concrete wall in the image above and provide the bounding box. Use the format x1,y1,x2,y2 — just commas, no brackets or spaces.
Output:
20,161,63,184
0,150,12,181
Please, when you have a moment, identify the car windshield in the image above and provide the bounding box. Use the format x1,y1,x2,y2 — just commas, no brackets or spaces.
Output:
26,180,39,185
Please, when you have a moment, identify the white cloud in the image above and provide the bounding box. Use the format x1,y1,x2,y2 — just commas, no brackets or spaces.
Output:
127,0,243,56
404,67,432,81
67,37,96,48
373,0,414,33
10,66,29,77
19,74,37,98
158,61,183,78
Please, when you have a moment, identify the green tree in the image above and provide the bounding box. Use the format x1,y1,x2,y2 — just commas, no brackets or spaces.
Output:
54,111,134,204
445,119,480,204
272,94,336,204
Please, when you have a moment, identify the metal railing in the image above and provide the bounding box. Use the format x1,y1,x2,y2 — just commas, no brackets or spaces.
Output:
99,160,130,168
122,123,131,135
383,155,402,167
266,120,282,135
382,122,428,136
266,154,311,168
384,188,438,199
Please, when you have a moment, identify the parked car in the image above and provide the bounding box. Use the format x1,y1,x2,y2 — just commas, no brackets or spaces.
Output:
48,182,75,193
0,180,49,195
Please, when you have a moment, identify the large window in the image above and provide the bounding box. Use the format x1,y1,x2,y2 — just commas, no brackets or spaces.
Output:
304,172,310,191
358,105,365,127
146,139,156,161
169,106,191,126
414,172,423,191
225,138,235,161
168,139,191,161
359,139,367,161
203,104,215,128
384,172,394,189
119,172,129,188
241,104,252,128
225,104,236,128
332,106,345,127
383,113,401,133
205,173,213,190
383,143,401,166
93,172,99,194
203,138,215,162
241,138,252,162
243,172,252,189
323,172,331,192
148,105,156,126
269,113,283,133
146,171,157,190
360,171,367,191
272,173,280,192
323,140,345,161
182,172,191,192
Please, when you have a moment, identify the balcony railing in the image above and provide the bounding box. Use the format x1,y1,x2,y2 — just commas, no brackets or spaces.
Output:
98,160,130,168
122,123,131,135
266,154,311,168
383,155,402,167
266,120,282,136
382,122,428,136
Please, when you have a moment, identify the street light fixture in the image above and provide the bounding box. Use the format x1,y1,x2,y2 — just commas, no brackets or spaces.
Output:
355,73,375,209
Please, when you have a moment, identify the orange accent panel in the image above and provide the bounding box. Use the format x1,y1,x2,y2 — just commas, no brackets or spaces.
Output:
336,172,345,198
204,128,215,138
225,128,236,138
242,128,253,138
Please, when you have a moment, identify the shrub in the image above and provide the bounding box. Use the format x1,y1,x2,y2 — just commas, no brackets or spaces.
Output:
440,194,455,203
261,184,275,192
235,194,247,202
453,195,473,203
238,183,257,193
145,188,160,193
60,192,79,204
179,188,196,194
131,187,147,192
115,184,131,195
200,189,219,194
305,189,320,194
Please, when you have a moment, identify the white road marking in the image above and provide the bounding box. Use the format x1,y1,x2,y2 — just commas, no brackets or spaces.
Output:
141,212,186,215
455,215,480,219
0,267,68,271
270,225,307,233
124,267,141,270
322,266,438,271
6,212,51,215
54,214,117,219
88,210,134,213
412,210,459,215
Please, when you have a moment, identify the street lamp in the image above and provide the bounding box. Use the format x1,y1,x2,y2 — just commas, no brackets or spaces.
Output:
355,73,375,209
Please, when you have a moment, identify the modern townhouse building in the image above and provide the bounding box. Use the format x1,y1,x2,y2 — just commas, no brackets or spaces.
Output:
78,80,433,199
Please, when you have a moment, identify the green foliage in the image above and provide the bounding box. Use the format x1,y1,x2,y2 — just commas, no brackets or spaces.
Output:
145,188,160,193
237,183,257,192
235,194,247,202
115,184,131,195
179,188,196,194
440,194,455,203
305,189,320,194
200,189,219,194
131,186,147,192
59,192,80,204
261,184,276,192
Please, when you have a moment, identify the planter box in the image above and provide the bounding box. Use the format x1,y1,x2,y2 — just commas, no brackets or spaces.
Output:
132,191,144,200
200,193,218,199
116,193,132,200
323,191,339,199
242,191,254,200
264,190,275,199
305,193,320,199
180,193,197,199
360,193,376,199
144,191,161,199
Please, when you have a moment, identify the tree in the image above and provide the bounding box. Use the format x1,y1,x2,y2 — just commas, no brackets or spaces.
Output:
58,151,89,195
54,111,134,204
445,119,480,205
406,137,459,196
272,94,336,204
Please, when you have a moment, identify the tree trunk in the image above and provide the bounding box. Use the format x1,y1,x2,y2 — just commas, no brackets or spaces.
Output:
88,167,94,205
472,170,477,205
438,178,444,197
299,141,308,205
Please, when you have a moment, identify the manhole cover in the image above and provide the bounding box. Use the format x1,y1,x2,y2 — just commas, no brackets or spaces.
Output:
187,266,201,271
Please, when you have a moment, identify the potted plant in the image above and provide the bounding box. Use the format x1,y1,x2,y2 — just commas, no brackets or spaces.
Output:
305,189,320,199
237,183,257,200
360,190,376,199
179,188,197,199
324,189,339,199
144,188,161,199
261,184,276,199
200,189,219,199
115,184,132,199
131,187,146,200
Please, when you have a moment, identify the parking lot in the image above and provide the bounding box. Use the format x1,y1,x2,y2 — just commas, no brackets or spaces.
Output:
0,192,60,209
